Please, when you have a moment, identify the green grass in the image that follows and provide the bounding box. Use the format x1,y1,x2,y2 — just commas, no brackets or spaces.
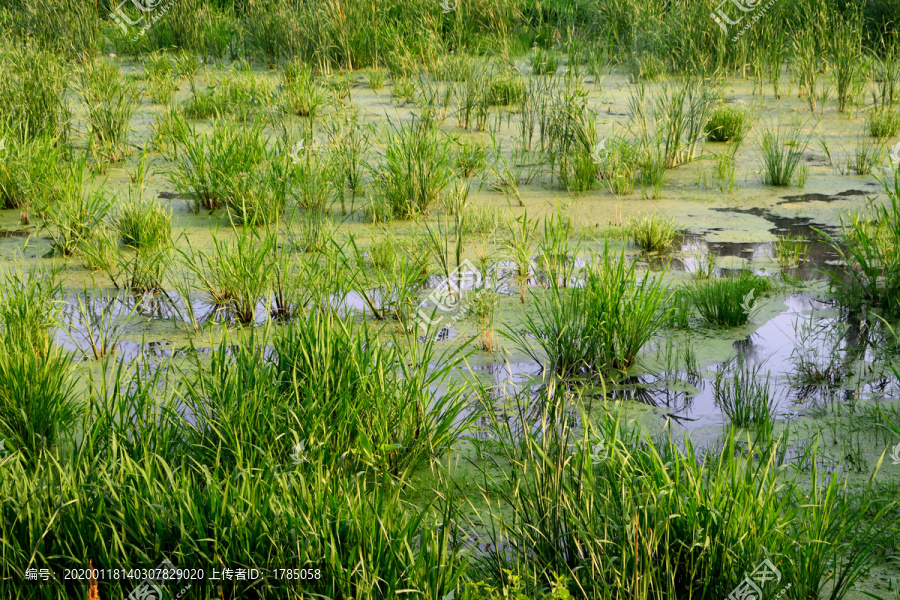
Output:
0,43,70,143
474,390,896,600
713,356,777,428
183,67,276,122
0,268,73,459
627,212,679,252
705,104,753,142
144,50,177,104
180,227,276,324
281,59,327,118
165,118,285,220
687,271,773,327
505,246,669,376
113,192,172,249
759,124,810,187
868,108,900,138
76,60,139,164
371,120,453,219
826,169,900,319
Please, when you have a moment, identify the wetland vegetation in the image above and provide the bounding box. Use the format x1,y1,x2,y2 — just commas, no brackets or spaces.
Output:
2,0,900,598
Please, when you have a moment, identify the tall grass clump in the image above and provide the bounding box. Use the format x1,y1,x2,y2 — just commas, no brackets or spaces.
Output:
112,192,172,249
826,170,900,319
759,124,810,187
629,81,718,168
371,120,453,219
0,44,70,142
868,108,900,138
144,51,177,105
0,268,76,459
687,271,772,326
43,164,114,256
281,59,327,119
705,104,753,142
165,118,276,216
183,64,276,122
76,60,139,164
0,133,63,217
628,213,679,252
272,312,472,477
596,135,640,195
475,390,895,600
505,247,669,376
180,228,276,324
714,356,777,428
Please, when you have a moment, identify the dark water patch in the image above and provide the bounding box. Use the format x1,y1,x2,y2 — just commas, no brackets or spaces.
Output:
777,189,868,205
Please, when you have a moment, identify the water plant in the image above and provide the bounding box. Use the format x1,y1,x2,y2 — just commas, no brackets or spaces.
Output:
503,211,538,303
112,191,172,249
826,171,900,319
76,60,139,164
705,104,753,142
774,234,811,269
868,108,900,138
505,246,669,376
714,356,777,428
759,124,810,187
371,120,453,219
628,212,679,252
180,228,276,324
687,271,772,327
144,51,178,105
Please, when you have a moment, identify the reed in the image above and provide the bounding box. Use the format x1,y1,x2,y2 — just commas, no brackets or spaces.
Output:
113,191,172,249
628,213,679,253
76,60,139,164
371,120,453,219
505,246,668,376
759,124,810,187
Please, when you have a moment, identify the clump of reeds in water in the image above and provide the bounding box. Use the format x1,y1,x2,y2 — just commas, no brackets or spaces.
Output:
687,270,773,327
505,245,669,377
